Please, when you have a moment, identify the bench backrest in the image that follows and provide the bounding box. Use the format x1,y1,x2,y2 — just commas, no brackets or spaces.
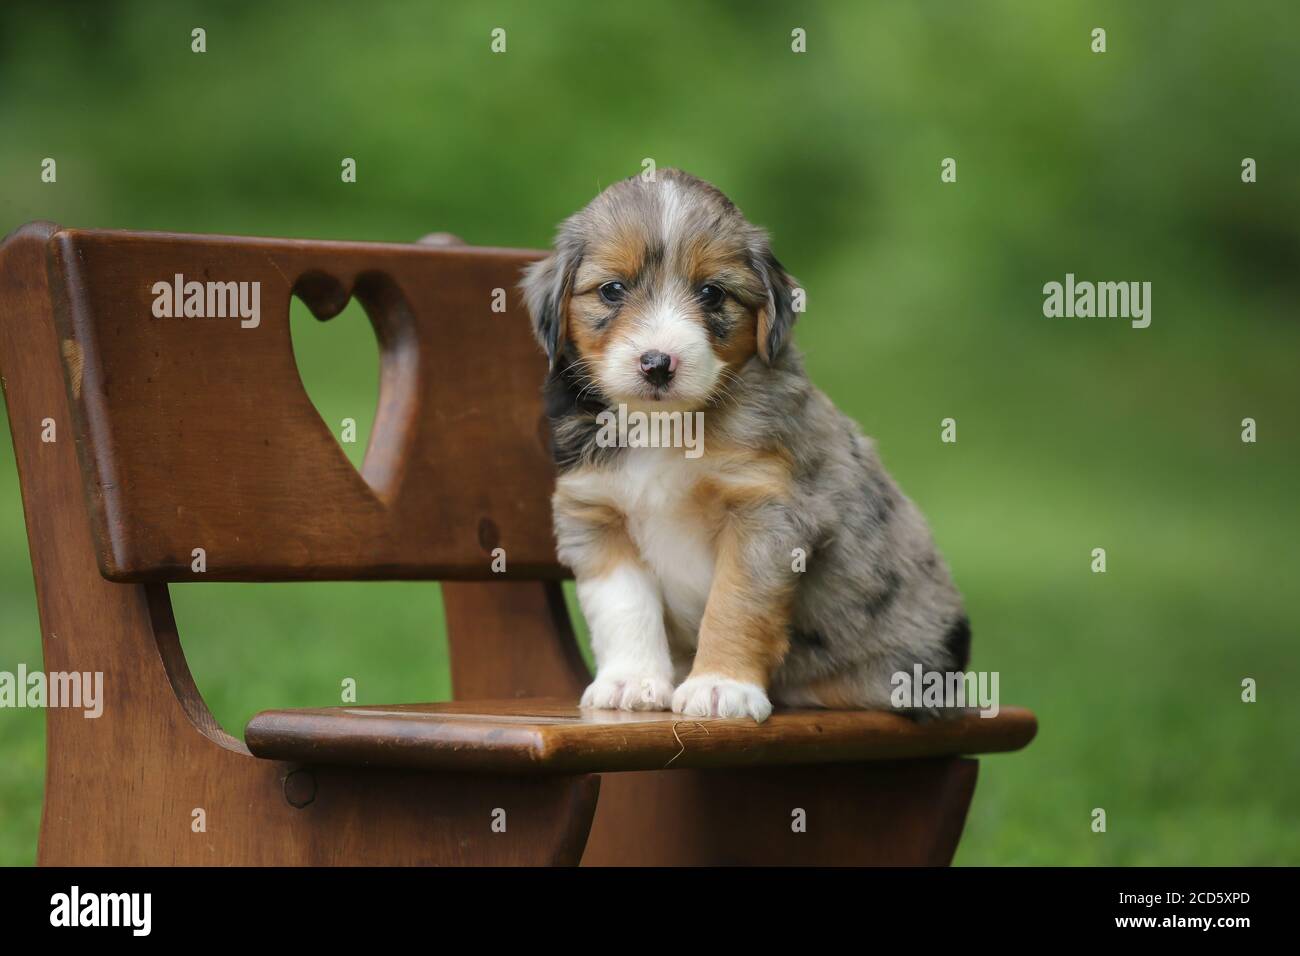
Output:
41,227,559,581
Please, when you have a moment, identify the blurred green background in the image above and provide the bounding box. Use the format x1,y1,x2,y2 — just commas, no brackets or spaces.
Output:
1,0,1297,866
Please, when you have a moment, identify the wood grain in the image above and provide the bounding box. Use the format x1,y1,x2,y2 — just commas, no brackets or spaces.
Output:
47,227,557,581
2,223,598,865
581,760,979,866
245,698,1037,773
442,580,590,701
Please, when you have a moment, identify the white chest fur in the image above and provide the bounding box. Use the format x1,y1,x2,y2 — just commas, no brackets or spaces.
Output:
565,447,716,644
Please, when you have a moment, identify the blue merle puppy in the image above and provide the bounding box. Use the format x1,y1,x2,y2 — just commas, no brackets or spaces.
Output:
521,169,969,722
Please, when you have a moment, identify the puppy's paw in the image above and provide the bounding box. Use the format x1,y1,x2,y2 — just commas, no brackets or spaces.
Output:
580,673,674,712
672,675,772,723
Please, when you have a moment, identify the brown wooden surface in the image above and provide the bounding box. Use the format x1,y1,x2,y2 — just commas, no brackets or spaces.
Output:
443,580,591,701
3,221,1038,866
46,227,557,581
1,223,598,865
582,760,979,866
245,697,1037,773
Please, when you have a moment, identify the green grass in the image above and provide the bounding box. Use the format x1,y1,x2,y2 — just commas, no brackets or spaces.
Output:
1,0,1298,865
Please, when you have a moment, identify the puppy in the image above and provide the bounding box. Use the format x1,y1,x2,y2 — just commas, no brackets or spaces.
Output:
521,169,969,722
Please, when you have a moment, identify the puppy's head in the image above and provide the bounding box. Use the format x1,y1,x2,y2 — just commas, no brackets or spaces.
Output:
522,170,797,410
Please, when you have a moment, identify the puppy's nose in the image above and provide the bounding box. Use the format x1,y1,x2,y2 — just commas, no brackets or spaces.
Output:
639,350,677,388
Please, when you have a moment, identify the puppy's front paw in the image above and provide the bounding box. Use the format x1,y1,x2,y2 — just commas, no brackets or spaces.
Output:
580,673,674,712
672,675,772,723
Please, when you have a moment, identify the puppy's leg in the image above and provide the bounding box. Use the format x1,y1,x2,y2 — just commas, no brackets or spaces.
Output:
555,494,674,711
672,517,793,723
576,561,676,711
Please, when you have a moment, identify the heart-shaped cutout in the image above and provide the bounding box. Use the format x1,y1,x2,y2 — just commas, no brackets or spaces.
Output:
289,271,417,499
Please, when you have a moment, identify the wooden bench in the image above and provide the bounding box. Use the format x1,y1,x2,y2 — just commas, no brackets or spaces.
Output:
0,221,1036,866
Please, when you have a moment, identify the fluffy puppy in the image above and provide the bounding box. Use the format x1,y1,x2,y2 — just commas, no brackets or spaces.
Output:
521,169,968,722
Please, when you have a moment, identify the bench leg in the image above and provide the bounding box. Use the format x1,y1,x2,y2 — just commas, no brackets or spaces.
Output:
581,758,978,866
31,580,602,866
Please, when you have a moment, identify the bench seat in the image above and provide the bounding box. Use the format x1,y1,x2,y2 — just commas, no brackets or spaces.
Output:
244,698,1038,774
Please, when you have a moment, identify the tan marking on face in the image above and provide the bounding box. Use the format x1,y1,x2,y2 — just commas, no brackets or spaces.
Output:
567,227,657,371
712,308,758,369
681,238,766,372
575,225,648,294
566,297,612,366
683,237,737,286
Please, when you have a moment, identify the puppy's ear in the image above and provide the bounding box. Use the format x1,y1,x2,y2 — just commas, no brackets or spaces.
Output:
753,247,798,364
520,238,580,372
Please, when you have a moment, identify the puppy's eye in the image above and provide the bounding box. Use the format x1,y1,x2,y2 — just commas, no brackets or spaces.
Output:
598,281,627,305
697,284,726,311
